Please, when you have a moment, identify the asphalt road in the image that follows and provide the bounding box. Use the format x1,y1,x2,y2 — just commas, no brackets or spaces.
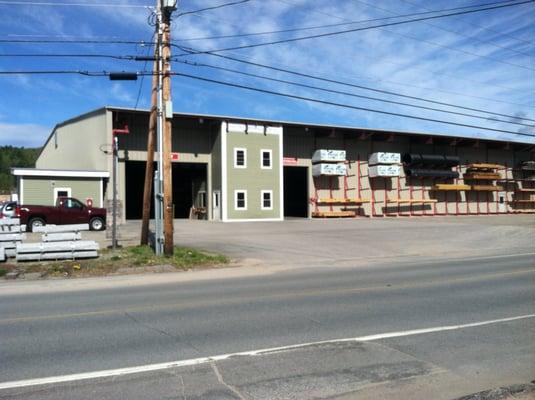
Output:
1,253,534,399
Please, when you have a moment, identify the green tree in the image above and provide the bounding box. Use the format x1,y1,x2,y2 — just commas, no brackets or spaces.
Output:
0,146,41,194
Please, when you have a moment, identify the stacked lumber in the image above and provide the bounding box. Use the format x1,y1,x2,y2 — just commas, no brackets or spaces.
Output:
316,198,370,204
432,184,471,191
312,211,356,218
16,224,99,262
471,185,504,191
0,219,25,260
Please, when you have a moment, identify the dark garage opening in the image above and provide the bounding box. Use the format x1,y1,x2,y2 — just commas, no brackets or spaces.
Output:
125,161,207,219
284,166,308,218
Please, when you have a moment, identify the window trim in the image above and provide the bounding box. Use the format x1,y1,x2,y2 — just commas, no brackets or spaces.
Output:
234,190,247,211
53,187,72,203
233,147,247,169
261,190,273,210
260,149,272,169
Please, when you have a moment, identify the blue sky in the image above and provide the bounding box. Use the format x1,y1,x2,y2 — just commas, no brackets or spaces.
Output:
0,0,534,147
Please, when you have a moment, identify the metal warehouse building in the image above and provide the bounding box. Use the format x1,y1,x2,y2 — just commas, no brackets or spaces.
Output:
23,106,535,222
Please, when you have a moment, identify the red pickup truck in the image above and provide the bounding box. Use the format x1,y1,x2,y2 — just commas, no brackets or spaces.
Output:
19,197,107,232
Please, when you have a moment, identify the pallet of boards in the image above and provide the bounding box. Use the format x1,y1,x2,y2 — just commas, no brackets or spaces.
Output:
432,184,471,191
312,149,346,163
369,165,400,177
312,163,347,176
312,211,355,218
16,241,99,262
368,152,400,165
0,218,25,259
32,224,89,233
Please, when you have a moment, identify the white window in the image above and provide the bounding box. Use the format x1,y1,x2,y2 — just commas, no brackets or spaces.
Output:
261,190,273,210
234,190,247,210
234,148,247,168
261,149,272,169
53,187,71,203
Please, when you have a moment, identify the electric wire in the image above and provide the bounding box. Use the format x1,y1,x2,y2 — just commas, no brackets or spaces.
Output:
347,0,535,59
176,46,535,123
179,0,535,73
175,58,535,128
177,0,251,17
170,0,526,42
0,0,151,7
170,71,535,138
0,68,532,137
397,0,534,49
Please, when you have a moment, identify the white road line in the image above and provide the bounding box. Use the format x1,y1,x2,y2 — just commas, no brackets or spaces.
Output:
1,313,534,391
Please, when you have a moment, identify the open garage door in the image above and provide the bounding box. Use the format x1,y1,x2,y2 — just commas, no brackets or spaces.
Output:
125,161,207,219
284,166,308,218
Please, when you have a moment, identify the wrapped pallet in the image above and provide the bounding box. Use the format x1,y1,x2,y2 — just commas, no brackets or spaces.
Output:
369,165,401,177
312,149,346,163
368,152,400,165
312,163,347,176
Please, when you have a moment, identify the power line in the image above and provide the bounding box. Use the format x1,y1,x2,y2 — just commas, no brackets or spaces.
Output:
177,46,535,123
2,37,532,107
0,68,532,137
0,0,151,7
347,0,535,59
169,0,523,42
171,71,535,138
175,58,535,128
180,0,535,72
0,53,153,60
177,0,251,17
397,0,535,49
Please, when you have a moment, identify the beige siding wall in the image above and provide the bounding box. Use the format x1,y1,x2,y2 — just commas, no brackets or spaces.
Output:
22,177,101,206
37,110,108,171
224,125,282,220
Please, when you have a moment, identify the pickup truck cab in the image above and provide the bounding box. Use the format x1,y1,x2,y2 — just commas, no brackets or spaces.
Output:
19,197,107,232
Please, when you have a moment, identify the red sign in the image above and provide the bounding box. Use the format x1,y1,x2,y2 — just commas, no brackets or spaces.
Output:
170,153,179,161
283,157,298,165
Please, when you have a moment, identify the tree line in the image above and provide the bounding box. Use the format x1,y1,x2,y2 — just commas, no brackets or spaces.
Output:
0,146,41,194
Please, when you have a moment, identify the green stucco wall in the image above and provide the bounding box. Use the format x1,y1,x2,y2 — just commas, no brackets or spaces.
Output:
226,131,281,220
22,177,101,206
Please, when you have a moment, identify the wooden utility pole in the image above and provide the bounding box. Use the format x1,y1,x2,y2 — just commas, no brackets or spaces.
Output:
162,9,174,256
140,58,159,245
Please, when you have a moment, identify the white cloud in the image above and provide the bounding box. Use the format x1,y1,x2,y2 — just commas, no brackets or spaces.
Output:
0,122,51,147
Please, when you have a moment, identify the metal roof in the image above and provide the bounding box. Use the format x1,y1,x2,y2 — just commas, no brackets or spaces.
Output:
105,106,534,146
12,168,110,178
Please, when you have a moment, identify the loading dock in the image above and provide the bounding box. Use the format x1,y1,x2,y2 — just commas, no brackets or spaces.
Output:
284,166,309,218
125,161,207,219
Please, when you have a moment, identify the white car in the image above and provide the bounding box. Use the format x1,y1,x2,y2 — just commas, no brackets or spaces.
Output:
0,201,18,219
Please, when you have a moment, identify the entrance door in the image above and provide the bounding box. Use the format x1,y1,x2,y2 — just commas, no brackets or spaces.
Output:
213,190,221,220
53,187,71,204
283,166,309,218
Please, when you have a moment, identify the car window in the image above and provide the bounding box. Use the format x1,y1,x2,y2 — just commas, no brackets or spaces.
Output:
65,199,83,209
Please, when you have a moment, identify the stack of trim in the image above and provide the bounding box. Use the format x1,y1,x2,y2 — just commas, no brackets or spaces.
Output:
368,152,401,178
16,224,99,262
403,154,460,178
463,164,502,182
0,219,25,262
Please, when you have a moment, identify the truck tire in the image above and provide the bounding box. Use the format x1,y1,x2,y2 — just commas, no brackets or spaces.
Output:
28,217,45,232
89,217,105,231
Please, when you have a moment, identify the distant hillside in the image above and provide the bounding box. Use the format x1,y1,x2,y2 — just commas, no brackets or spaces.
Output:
0,146,41,194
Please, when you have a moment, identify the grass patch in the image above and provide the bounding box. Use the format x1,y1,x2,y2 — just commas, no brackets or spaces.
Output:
6,246,229,278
